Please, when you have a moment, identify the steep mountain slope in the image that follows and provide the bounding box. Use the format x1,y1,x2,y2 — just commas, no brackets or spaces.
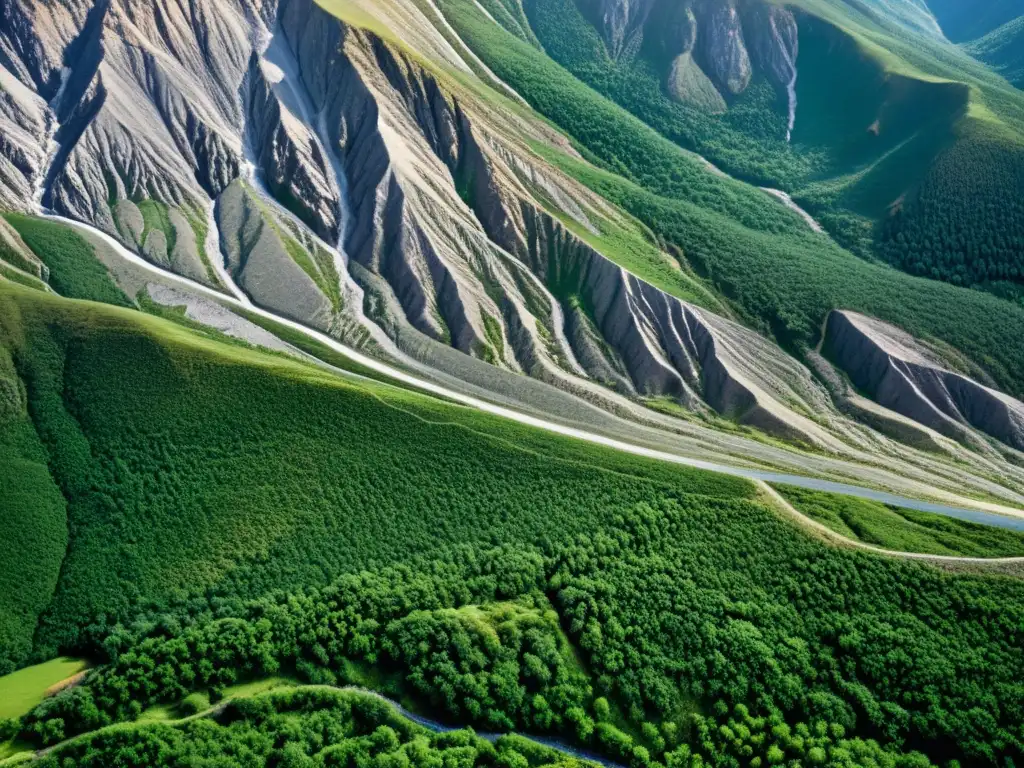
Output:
964,16,1024,88
3,283,1024,768
2,0,1024,501
3,2,1024,763
475,0,1024,294
925,0,1024,41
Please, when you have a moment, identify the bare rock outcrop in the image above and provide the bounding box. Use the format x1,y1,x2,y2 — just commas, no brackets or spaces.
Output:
0,61,48,210
216,179,335,330
581,0,799,121
242,46,340,243
0,215,47,280
824,310,1024,450
579,0,656,59
8,0,1021,469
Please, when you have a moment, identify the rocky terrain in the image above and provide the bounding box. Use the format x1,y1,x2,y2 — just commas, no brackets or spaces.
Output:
824,310,1024,452
1,0,1024,503
577,0,799,125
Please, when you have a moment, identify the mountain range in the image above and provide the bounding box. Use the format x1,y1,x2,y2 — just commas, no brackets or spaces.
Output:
2,0,1024,764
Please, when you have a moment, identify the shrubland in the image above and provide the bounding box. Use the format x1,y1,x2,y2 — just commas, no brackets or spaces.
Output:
1,283,1023,766
426,0,1024,396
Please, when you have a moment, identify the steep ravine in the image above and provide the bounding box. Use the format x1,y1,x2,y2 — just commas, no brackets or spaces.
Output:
3,0,1024,497
40,210,1024,523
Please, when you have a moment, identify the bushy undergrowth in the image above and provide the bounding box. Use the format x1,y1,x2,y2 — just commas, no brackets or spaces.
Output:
877,119,1024,287
34,687,517,768
3,215,131,307
3,286,1024,766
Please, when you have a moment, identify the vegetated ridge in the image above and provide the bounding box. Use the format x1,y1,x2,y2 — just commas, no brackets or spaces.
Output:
0,281,1023,767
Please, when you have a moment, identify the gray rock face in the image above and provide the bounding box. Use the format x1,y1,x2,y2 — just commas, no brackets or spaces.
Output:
584,0,798,116
695,1,751,95
0,0,264,231
583,0,656,59
242,48,340,243
216,179,334,330
0,60,48,210
824,310,1024,450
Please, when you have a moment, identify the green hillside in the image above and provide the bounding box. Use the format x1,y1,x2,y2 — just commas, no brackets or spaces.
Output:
775,484,1024,557
925,0,1024,41
1,281,1023,765
0,278,752,670
431,0,1024,398
965,16,1024,87
459,0,1024,295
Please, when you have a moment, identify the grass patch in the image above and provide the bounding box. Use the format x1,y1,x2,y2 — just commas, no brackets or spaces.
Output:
0,658,87,720
775,484,1024,557
136,200,177,255
181,208,223,287
0,264,47,292
2,215,131,307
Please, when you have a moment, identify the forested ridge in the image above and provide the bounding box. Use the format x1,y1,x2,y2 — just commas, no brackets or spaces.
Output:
455,0,1024,298
1,284,1022,767
431,0,1024,398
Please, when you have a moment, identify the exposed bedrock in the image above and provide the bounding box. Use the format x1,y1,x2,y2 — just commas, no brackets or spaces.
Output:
578,0,656,59
456,122,847,446
0,0,92,96
242,50,340,243
579,0,798,112
215,180,334,330
824,310,1024,451
0,61,47,209
277,0,547,368
0,0,265,234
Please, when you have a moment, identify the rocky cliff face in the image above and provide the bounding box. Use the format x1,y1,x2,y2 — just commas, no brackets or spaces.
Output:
3,0,1023,467
824,310,1024,451
580,0,798,118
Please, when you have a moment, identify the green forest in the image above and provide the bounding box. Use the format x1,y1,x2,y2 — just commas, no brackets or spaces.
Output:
432,0,1024,398
1,283,1023,767
453,0,1024,296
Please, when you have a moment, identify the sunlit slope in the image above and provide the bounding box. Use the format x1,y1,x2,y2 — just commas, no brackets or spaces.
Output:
965,16,1024,88
411,0,1024,400
454,0,1024,292
925,0,1024,42
0,279,754,669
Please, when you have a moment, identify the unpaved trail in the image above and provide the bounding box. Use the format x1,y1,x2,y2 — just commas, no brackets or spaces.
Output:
759,188,825,233
759,482,1024,567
